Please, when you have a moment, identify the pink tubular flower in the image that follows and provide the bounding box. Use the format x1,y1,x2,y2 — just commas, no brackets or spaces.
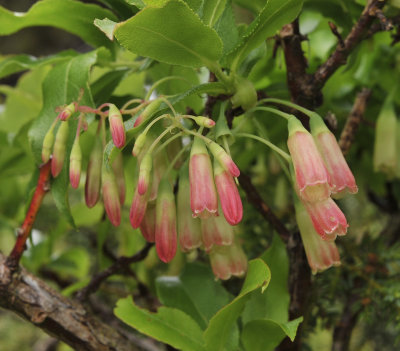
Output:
138,153,152,195
102,167,121,226
209,242,248,280
214,160,243,225
108,104,126,148
69,138,82,189
295,201,341,274
303,197,348,240
85,138,103,208
310,115,358,196
189,137,218,218
201,213,234,252
129,185,150,229
208,141,240,178
155,178,177,263
51,121,69,177
140,204,156,243
112,152,126,205
58,102,75,121
134,99,162,127
177,165,202,252
287,116,331,203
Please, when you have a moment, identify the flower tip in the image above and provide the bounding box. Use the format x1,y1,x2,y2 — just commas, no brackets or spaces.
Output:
51,157,63,177
134,115,143,128
70,170,80,189
137,177,148,195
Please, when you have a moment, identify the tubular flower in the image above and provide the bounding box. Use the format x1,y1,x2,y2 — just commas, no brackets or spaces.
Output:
214,160,243,225
129,184,151,229
208,141,240,178
85,138,103,208
287,116,331,203
69,138,82,189
189,137,218,218
108,104,126,148
295,201,341,274
134,98,162,127
373,97,397,178
192,116,215,129
138,153,153,195
303,197,348,240
155,178,177,263
112,152,126,205
102,167,121,226
132,133,147,157
41,125,55,163
209,242,248,280
51,121,69,177
201,213,234,252
310,115,358,196
177,164,202,252
140,203,156,243
58,102,75,121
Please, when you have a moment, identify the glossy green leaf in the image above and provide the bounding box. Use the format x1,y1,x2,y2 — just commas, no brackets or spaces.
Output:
228,0,304,71
0,50,77,79
156,263,231,329
114,0,223,67
203,259,271,351
114,296,206,351
29,50,102,226
0,0,116,49
215,2,239,56
94,18,118,41
202,0,227,27
241,317,303,351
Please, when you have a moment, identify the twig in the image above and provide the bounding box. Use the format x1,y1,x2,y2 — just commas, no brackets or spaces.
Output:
238,172,290,243
339,88,372,155
6,160,52,271
328,21,345,48
76,242,154,302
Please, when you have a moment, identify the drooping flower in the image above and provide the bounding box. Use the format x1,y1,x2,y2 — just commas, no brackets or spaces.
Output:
134,98,162,127
303,197,348,240
85,138,103,208
108,104,126,148
155,178,177,263
214,160,243,225
201,213,234,252
139,203,156,243
208,141,240,178
112,152,126,205
51,121,69,177
287,116,331,203
310,114,357,196
373,97,397,178
177,164,202,252
58,102,75,121
41,125,55,163
189,137,218,218
295,200,341,274
69,138,82,189
209,242,248,280
129,185,150,229
102,166,121,226
132,133,147,157
138,153,152,195
192,116,216,129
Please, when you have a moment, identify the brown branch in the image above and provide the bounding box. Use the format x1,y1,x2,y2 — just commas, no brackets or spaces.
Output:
76,242,154,302
0,253,139,351
238,171,290,243
328,21,345,48
313,0,386,93
339,88,372,155
7,160,52,271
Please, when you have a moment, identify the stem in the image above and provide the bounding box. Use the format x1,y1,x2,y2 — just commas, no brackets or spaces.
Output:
6,160,52,270
235,133,291,162
154,131,184,155
259,98,318,118
249,106,293,120
145,76,192,100
175,124,213,145
148,126,175,153
121,99,146,112
159,96,177,117
208,62,234,91
143,114,171,135
165,144,191,175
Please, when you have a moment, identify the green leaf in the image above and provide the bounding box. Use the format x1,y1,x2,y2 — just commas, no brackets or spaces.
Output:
114,0,223,67
202,0,227,27
29,50,102,226
156,263,231,329
0,0,117,49
94,18,118,41
114,296,206,351
241,317,303,351
242,234,290,323
228,0,304,71
0,50,78,79
203,259,271,351
90,69,130,104
214,2,239,57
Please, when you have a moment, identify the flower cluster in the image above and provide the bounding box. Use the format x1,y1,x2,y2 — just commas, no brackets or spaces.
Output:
42,97,247,280
288,114,358,272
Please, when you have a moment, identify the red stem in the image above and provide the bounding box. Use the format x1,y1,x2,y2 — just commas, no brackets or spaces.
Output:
6,160,52,270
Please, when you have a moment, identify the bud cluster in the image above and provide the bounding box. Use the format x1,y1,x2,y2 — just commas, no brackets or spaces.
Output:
42,97,247,280
287,114,358,273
